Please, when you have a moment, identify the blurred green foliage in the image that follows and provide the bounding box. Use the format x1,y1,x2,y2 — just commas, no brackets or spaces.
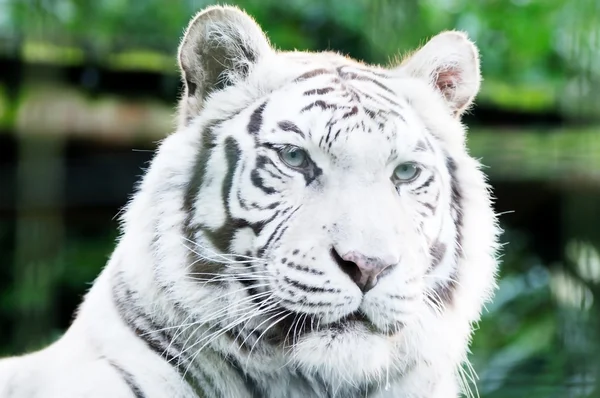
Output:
1,0,599,117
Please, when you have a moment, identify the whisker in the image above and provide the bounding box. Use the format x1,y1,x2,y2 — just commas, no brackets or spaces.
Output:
186,271,271,278
222,263,268,270
176,294,274,370
186,275,271,286
177,295,279,363
246,310,291,367
239,300,284,350
141,288,271,337
424,289,446,315
423,273,464,288
181,237,265,263
169,283,273,332
230,293,279,346
179,297,280,380
184,244,264,266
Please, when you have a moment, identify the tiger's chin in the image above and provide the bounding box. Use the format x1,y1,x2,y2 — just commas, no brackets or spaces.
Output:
287,317,410,383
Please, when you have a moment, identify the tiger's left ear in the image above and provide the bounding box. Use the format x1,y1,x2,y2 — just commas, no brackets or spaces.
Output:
398,31,481,117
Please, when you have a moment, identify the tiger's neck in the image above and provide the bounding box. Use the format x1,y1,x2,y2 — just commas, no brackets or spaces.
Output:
104,249,252,397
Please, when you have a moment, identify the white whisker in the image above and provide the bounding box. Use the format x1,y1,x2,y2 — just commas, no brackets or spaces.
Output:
245,309,290,367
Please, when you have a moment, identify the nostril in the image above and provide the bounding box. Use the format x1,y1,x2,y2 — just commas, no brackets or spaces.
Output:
330,247,361,284
331,248,396,292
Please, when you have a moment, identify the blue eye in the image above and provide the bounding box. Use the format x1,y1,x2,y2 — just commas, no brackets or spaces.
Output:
393,163,420,182
279,146,308,168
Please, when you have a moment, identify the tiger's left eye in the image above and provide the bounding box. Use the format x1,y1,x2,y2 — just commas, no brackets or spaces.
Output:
393,162,420,182
279,146,309,168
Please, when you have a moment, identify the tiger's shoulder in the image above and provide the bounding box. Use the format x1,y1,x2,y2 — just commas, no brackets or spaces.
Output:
0,336,135,398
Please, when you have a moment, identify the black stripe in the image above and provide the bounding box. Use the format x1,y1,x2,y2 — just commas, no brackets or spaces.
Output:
279,297,349,308
257,206,299,257
250,168,276,194
342,65,391,79
342,106,359,119
350,85,404,111
429,156,464,307
202,138,257,252
277,120,305,138
303,87,335,96
421,201,435,213
235,163,255,211
111,273,183,366
251,155,280,195
294,68,333,82
182,120,229,276
323,123,334,145
259,165,284,181
415,140,428,152
302,160,323,186
111,273,212,397
108,360,146,398
183,121,220,217
284,276,340,294
285,260,325,275
182,105,247,220
256,154,294,180
333,128,342,141
301,100,338,113
415,175,435,192
236,184,280,211
192,361,226,398
245,208,281,237
336,66,394,93
430,270,458,309
260,166,285,181
225,355,264,398
362,107,376,119
248,101,267,135
196,144,285,251
429,241,447,270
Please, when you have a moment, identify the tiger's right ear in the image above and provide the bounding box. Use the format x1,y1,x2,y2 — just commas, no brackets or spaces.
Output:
178,6,272,125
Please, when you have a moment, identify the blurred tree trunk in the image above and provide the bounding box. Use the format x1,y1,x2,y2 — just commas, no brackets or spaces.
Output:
561,191,600,396
12,134,65,352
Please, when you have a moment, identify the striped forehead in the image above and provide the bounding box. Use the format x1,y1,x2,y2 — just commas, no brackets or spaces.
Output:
256,65,428,157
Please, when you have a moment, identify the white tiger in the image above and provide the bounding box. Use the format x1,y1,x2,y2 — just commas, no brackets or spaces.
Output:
0,6,500,398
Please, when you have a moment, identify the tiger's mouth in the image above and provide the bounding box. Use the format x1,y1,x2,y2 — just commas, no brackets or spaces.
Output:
278,309,392,342
322,310,407,336
327,311,374,331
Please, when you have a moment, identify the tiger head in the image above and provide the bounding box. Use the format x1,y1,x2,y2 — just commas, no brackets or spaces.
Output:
136,5,500,390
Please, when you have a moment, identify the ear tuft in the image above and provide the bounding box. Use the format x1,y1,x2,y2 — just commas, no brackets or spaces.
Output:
399,31,481,117
178,6,272,124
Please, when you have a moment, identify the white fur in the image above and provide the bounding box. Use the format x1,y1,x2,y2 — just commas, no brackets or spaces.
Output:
0,6,500,398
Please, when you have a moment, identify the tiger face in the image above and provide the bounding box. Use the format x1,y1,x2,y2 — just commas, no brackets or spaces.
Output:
170,5,498,388
200,76,455,328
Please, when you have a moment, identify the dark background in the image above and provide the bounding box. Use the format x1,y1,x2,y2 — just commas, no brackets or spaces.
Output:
1,0,599,396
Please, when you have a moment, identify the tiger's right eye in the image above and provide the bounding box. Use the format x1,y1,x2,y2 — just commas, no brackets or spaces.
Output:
279,146,309,168
393,162,421,183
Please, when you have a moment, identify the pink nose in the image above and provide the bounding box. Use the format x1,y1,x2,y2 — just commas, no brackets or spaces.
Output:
331,249,397,292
